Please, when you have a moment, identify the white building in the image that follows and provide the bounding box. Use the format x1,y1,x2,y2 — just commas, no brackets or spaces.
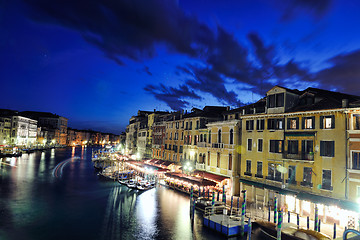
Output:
10,116,37,147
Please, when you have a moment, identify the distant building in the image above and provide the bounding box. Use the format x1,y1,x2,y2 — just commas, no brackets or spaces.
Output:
21,111,68,145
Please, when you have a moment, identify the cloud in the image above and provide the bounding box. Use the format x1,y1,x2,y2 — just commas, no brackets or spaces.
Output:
315,50,360,95
144,84,202,110
142,66,152,76
278,0,332,21
24,0,214,63
24,0,341,109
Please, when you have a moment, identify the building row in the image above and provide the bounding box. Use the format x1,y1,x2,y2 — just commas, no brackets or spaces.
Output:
125,85,360,229
0,109,121,147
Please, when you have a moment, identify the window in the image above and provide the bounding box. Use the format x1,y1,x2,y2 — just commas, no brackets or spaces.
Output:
217,152,220,168
288,166,296,183
268,119,284,130
179,146,183,153
258,139,263,152
169,144,171,150
287,117,299,129
246,160,251,173
267,163,282,181
165,144,167,149
208,131,211,143
320,141,334,157
196,120,199,129
208,152,211,165
194,135,197,145
218,129,222,143
256,162,263,177
269,140,283,153
353,115,360,130
257,119,265,131
204,134,207,143
320,115,335,129
181,132,184,140
246,120,254,130
302,167,312,186
229,154,232,170
288,140,298,154
268,93,284,108
247,139,252,151
186,122,188,130
322,170,332,190
189,121,192,130
302,117,315,129
230,129,234,144
352,152,360,170
302,140,313,154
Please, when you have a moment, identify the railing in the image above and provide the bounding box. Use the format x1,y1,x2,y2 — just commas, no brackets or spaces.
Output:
197,142,207,148
196,163,205,170
211,143,224,148
282,151,314,161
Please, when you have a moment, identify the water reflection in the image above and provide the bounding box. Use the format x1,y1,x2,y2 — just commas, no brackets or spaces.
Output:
0,147,223,240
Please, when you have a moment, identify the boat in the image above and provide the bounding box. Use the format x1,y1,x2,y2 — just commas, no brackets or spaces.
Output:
137,180,155,191
252,221,331,240
127,179,137,189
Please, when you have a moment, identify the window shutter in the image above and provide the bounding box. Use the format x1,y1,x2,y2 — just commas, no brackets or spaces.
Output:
331,141,335,157
296,117,299,129
302,118,305,129
331,115,335,129
312,116,315,129
287,119,290,129
320,116,324,129
302,140,305,154
320,141,324,156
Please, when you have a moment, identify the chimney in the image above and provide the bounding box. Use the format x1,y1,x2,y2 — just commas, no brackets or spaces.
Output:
226,106,230,111
242,109,245,115
342,99,349,108
253,108,256,114
154,109,156,112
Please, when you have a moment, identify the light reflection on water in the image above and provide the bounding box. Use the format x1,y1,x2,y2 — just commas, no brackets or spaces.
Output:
0,147,226,240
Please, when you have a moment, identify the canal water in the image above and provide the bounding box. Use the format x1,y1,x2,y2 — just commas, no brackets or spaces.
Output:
0,147,233,240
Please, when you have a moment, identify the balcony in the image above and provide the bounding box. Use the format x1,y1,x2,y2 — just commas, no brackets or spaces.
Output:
286,179,297,185
266,176,283,182
282,151,314,161
196,163,205,171
197,142,207,148
211,143,224,148
300,181,313,187
244,172,252,177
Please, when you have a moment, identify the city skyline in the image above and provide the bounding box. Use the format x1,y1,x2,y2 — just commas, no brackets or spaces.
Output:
2,0,360,133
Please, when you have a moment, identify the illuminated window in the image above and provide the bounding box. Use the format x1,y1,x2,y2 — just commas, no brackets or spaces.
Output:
320,115,335,129
302,117,315,129
287,117,299,129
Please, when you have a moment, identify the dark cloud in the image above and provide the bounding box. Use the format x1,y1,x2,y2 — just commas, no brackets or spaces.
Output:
144,84,202,110
278,0,332,21
23,0,335,110
316,50,360,95
142,66,152,76
24,0,214,62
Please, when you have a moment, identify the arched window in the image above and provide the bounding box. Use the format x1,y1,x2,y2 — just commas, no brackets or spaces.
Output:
208,131,211,143
218,129,221,143
200,134,203,142
230,129,234,144
204,134,207,143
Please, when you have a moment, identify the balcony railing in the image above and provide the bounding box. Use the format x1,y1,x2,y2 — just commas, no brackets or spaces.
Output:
196,163,205,171
300,181,313,187
282,151,314,161
197,142,207,148
212,143,224,148
266,176,283,182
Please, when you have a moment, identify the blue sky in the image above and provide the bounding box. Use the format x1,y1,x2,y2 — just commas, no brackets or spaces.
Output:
1,0,360,134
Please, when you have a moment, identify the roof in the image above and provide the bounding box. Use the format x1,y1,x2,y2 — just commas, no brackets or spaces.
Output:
193,170,229,183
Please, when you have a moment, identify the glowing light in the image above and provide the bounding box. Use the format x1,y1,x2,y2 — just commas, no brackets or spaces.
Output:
286,195,295,212
303,200,311,213
43,139,46,144
190,150,195,158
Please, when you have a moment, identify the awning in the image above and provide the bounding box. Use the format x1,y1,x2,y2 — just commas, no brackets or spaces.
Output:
165,172,216,186
193,170,229,183
240,178,298,196
240,178,359,213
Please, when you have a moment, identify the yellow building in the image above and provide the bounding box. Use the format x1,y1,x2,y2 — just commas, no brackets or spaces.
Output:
234,86,360,229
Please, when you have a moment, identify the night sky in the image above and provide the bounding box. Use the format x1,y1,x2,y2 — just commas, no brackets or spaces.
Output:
1,0,360,134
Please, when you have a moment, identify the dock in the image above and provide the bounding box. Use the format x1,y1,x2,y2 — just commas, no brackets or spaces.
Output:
203,206,250,237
